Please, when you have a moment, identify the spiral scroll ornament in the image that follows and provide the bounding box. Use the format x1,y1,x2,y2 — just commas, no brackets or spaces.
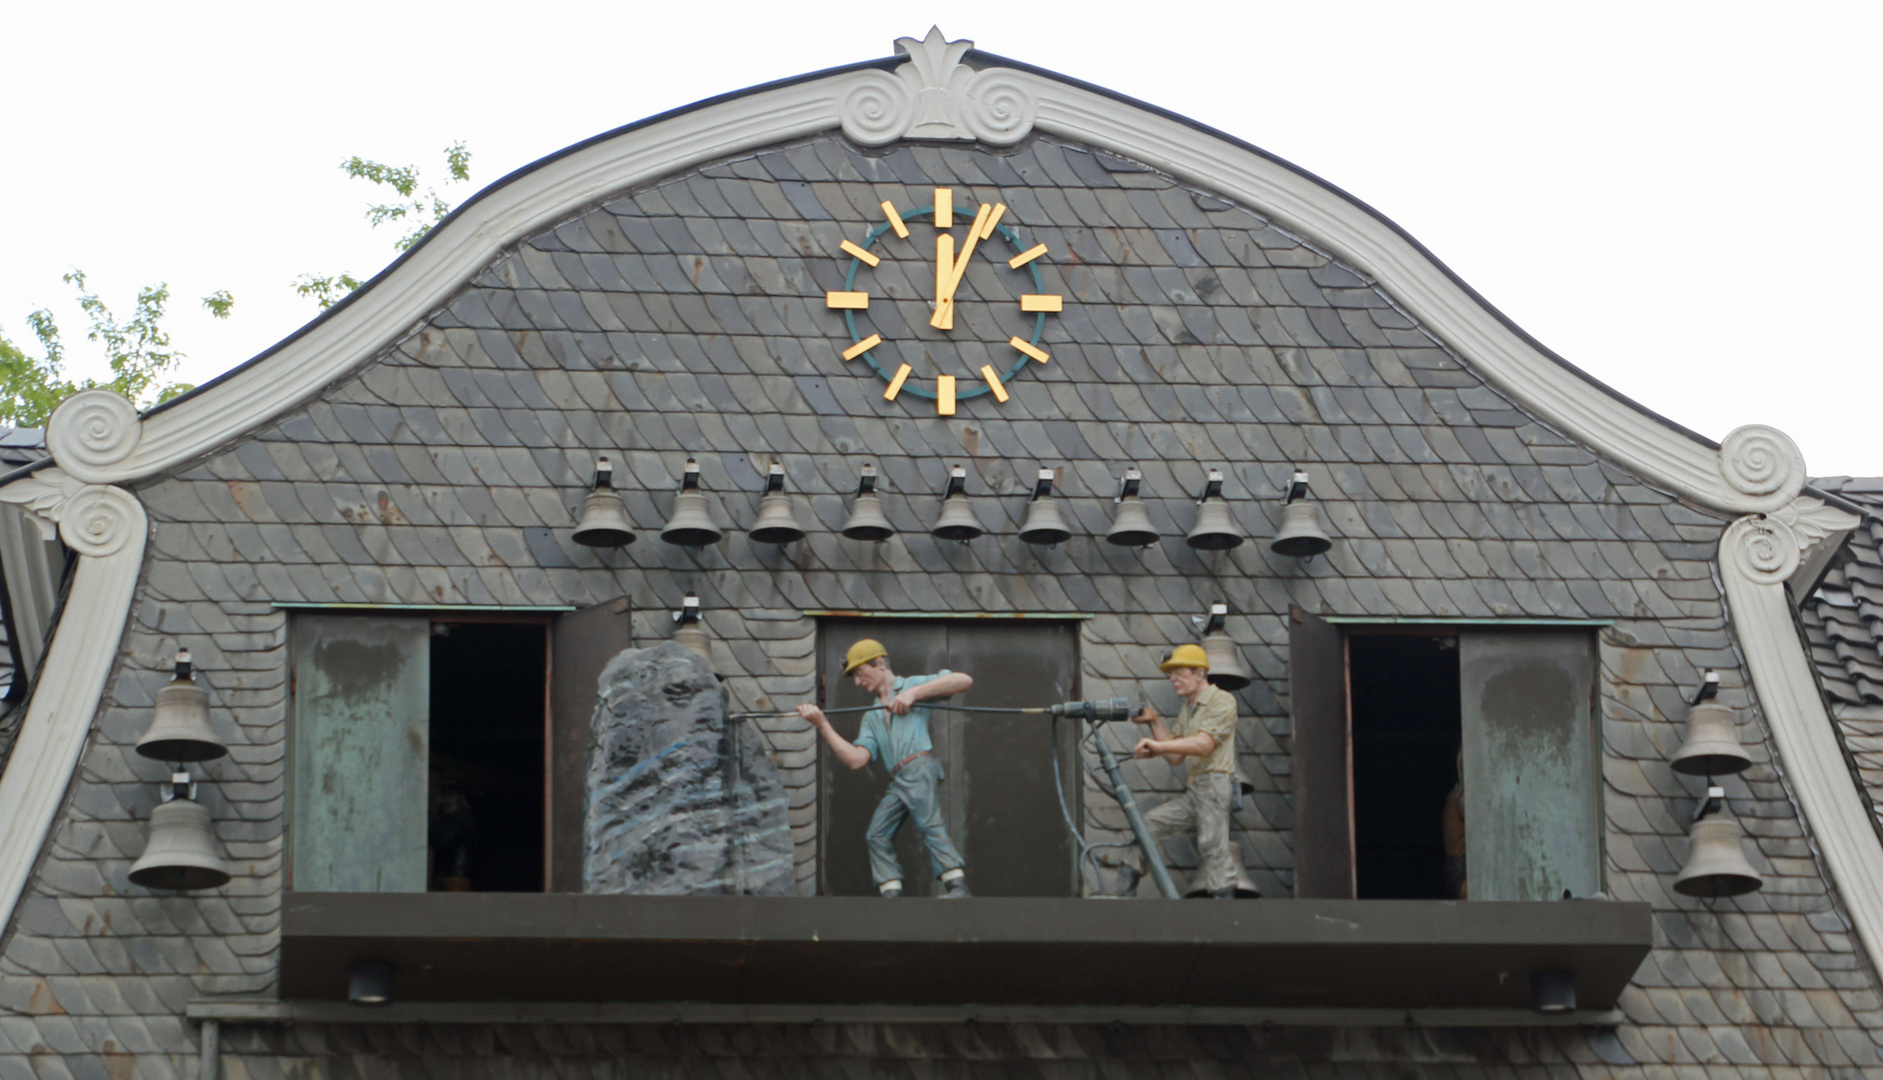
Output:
57,485,143,559
962,71,1037,145
47,389,143,480
839,72,916,147
1718,424,1804,508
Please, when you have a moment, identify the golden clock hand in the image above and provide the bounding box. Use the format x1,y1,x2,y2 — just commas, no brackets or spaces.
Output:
934,232,955,330
930,203,993,330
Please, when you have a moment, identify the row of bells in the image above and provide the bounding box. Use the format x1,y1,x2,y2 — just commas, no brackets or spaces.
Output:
1668,693,1764,899
126,654,234,892
576,467,1334,556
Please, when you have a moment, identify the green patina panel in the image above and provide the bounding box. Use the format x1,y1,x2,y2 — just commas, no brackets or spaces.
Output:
1460,630,1600,901
290,614,431,892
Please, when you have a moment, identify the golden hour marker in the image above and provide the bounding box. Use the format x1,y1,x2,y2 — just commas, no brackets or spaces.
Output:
936,375,957,415
981,203,1007,239
1011,337,1050,363
884,363,913,401
881,201,909,239
825,291,870,309
1020,294,1063,312
1008,243,1048,269
935,187,952,228
980,365,1009,403
840,240,880,267
842,334,882,361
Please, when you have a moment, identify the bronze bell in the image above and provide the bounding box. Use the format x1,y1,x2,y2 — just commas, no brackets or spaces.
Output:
842,464,894,541
1185,470,1245,550
571,457,636,548
672,594,712,666
136,651,227,763
1671,701,1753,777
659,459,723,547
747,463,806,545
1675,799,1764,898
1200,603,1251,690
1270,470,1332,557
1106,467,1160,547
128,774,231,891
932,465,984,542
1018,469,1072,546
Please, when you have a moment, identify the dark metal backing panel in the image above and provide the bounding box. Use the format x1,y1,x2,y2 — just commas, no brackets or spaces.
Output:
1459,630,1600,901
280,892,1653,1009
948,621,1079,897
818,619,1077,897
1290,606,1353,899
548,598,631,893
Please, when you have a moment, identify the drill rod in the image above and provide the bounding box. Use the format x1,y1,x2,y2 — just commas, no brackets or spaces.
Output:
1083,715,1181,899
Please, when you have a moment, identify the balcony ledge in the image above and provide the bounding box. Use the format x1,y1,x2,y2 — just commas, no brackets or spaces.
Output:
282,893,1652,1012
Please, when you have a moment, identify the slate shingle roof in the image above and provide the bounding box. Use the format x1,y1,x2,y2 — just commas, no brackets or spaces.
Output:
1,134,1880,1077
1799,477,1883,840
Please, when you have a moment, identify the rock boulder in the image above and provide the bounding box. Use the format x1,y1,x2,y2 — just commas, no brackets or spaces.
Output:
584,641,794,895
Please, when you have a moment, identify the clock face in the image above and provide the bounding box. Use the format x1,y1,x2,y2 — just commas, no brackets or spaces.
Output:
825,187,1062,415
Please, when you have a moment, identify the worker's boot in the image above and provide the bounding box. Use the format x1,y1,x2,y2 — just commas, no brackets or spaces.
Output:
1211,888,1237,899
878,880,903,899
939,875,972,899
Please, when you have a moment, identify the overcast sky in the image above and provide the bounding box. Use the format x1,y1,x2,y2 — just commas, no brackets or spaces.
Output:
5,2,1877,474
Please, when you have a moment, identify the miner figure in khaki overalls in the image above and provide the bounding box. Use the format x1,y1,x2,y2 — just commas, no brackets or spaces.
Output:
1129,643,1241,898
798,639,975,898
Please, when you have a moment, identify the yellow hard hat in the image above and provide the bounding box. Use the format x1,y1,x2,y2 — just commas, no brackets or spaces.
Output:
1159,643,1211,672
842,638,889,675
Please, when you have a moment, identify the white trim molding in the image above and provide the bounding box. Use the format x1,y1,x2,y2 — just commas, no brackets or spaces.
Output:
0,475,147,940
1720,501,1883,972
46,30,1796,517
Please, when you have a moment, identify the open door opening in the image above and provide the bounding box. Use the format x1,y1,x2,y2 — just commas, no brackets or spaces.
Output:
428,621,547,892
1349,634,1461,899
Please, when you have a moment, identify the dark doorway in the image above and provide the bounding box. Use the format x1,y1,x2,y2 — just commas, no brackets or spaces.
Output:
428,621,547,892
817,620,1080,897
1348,634,1461,899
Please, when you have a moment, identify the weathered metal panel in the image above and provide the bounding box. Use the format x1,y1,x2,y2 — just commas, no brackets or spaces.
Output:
1459,630,1600,901
817,620,1078,897
289,614,430,892
549,599,631,892
1290,606,1353,899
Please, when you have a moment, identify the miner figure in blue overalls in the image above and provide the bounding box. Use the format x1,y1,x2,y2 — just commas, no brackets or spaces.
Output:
798,638,974,898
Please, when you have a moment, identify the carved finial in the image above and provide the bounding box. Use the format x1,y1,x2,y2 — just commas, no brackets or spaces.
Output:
839,28,1035,147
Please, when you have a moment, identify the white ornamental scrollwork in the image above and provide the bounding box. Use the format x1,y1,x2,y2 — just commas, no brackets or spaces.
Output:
0,467,82,541
839,71,917,147
839,28,1037,146
1718,424,1805,510
47,389,142,480
962,70,1037,145
57,485,142,558
1724,496,1859,588
1728,516,1799,585
0,469,144,556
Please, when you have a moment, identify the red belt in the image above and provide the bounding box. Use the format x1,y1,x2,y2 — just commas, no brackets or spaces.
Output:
895,751,930,773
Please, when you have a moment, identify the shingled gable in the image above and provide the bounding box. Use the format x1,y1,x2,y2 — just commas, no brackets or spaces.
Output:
2,26,1882,1075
